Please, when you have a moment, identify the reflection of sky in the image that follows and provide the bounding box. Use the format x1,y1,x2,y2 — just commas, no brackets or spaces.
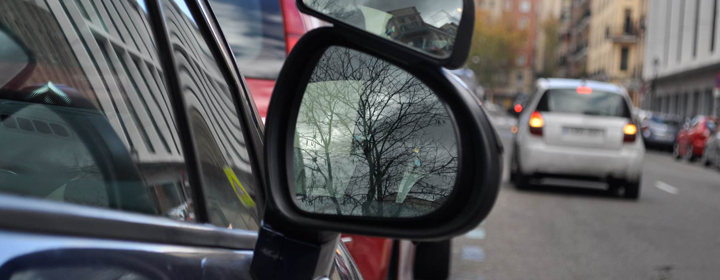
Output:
169,0,195,23
136,0,147,12
362,0,462,27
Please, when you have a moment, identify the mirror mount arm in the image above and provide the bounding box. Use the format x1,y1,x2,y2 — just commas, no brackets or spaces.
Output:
250,223,339,280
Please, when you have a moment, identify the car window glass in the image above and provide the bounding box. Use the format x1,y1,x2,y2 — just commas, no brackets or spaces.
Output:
160,0,260,231
207,0,286,80
0,0,196,221
536,89,631,118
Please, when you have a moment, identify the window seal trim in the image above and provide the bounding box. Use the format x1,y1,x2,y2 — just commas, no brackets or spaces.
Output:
0,194,257,249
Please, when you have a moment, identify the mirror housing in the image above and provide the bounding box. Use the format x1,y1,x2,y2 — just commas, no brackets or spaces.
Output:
263,27,502,240
296,0,475,69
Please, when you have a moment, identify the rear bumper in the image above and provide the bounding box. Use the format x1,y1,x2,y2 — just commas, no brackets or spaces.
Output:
518,140,644,181
643,136,675,147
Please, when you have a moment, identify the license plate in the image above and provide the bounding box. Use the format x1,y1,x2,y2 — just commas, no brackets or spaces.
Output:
562,127,604,137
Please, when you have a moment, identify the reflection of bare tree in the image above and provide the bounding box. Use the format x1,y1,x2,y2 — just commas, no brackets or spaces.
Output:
294,46,457,217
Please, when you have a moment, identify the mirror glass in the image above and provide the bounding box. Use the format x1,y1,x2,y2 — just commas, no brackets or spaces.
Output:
302,0,463,58
292,46,459,218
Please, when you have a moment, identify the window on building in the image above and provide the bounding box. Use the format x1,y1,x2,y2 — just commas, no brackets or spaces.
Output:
519,18,529,29
520,1,531,13
713,0,718,52
693,0,701,57
516,72,524,84
505,1,512,11
624,9,632,34
678,0,686,62
605,27,610,38
516,55,526,66
620,47,629,71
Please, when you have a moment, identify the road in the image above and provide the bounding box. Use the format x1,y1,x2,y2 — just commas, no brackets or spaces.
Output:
450,114,720,280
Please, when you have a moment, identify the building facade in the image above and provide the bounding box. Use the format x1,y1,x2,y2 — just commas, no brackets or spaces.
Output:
587,0,646,106
643,0,720,118
478,0,541,107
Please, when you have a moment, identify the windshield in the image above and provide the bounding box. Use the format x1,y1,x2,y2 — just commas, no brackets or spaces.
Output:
535,89,632,118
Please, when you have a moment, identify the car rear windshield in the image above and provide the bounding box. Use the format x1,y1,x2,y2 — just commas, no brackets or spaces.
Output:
650,116,681,126
209,0,286,80
535,89,632,118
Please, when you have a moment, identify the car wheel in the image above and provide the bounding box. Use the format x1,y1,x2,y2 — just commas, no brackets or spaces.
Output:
673,143,681,160
685,145,695,162
624,180,641,200
510,151,528,189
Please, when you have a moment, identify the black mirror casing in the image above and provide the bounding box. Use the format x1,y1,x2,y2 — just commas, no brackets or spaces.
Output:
295,0,475,70
262,26,502,241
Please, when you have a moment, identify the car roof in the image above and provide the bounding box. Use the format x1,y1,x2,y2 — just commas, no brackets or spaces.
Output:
537,78,625,94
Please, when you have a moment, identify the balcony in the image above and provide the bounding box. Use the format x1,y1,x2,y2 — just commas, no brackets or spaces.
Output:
609,33,638,44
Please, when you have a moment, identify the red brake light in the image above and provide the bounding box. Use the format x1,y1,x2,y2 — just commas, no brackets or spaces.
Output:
576,86,592,94
623,123,637,142
280,0,306,54
529,111,544,136
514,104,522,113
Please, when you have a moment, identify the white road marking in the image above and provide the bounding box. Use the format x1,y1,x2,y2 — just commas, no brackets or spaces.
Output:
655,181,678,194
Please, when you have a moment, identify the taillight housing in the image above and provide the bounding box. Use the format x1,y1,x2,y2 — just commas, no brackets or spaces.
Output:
529,111,544,136
623,123,637,142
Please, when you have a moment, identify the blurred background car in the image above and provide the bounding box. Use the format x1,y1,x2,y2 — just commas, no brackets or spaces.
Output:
511,79,644,199
673,116,718,161
640,112,682,151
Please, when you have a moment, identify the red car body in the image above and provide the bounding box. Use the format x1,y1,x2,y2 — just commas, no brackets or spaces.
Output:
210,0,395,279
676,116,719,159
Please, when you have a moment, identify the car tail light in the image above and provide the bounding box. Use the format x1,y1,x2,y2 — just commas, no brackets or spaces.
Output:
280,0,306,54
623,123,637,142
529,111,544,136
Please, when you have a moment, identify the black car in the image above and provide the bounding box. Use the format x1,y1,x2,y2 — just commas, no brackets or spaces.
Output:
0,0,502,279
641,113,682,151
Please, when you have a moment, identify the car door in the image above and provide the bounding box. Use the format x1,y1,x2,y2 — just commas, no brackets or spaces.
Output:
0,0,263,278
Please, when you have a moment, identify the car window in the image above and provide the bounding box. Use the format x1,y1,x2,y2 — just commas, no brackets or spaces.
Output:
207,0,286,80
0,0,196,221
160,0,261,231
535,89,631,118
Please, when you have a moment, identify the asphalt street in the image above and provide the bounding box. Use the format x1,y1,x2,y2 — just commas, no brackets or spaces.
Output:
450,114,720,280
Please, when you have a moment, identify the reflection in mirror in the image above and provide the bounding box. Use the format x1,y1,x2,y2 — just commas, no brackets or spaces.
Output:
303,0,462,58
292,46,458,218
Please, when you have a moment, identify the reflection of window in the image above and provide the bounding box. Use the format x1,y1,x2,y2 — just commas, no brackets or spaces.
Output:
516,55,526,66
519,18,529,29
520,1,531,13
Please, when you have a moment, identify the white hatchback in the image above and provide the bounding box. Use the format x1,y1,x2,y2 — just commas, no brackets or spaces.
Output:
510,79,645,199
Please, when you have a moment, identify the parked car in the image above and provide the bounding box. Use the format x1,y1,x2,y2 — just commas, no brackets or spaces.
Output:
674,116,719,161
511,79,645,199
641,113,682,151
0,0,502,280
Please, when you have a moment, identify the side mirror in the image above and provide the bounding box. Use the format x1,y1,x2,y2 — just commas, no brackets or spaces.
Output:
262,27,502,240
297,0,474,69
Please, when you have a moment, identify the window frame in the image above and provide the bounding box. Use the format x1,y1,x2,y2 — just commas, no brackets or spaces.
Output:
0,0,265,250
